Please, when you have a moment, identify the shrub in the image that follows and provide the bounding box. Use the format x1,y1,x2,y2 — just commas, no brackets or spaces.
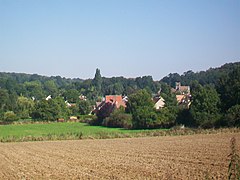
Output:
225,104,240,127
155,107,177,128
102,110,132,129
93,102,115,125
176,109,194,127
3,111,18,123
79,115,97,123
18,110,31,119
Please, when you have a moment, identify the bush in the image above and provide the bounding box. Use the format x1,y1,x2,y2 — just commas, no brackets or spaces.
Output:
18,110,31,119
225,104,240,127
176,109,194,127
3,111,18,123
102,110,132,129
78,115,97,123
155,107,177,128
191,112,221,128
93,102,115,125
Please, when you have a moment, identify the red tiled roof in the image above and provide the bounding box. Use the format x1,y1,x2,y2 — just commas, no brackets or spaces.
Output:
106,95,122,103
105,95,126,108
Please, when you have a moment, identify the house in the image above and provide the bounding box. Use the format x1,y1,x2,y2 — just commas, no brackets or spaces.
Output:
92,95,127,114
172,82,191,108
153,96,165,110
176,95,185,103
105,95,127,108
65,101,76,108
79,95,87,101
171,82,190,95
93,101,105,113
46,95,52,101
176,94,191,108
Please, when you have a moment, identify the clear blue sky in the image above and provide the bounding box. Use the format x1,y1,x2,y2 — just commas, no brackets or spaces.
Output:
0,0,239,80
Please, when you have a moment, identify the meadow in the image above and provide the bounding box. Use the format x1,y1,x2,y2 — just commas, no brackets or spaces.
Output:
0,122,155,142
0,121,239,142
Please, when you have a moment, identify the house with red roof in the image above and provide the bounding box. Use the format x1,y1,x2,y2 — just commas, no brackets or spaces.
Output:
172,82,191,108
92,95,127,114
105,95,127,109
171,82,190,95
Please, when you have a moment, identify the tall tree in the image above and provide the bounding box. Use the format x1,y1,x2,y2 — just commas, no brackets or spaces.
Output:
127,89,157,129
63,89,79,103
23,81,44,99
77,100,91,115
217,66,240,111
0,89,9,118
190,83,221,128
224,104,240,127
43,80,58,98
31,99,61,121
92,68,102,96
16,96,34,119
0,89,9,111
54,96,70,119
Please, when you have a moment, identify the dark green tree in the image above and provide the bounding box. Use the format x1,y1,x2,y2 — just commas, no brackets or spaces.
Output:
23,81,44,100
105,82,124,95
127,89,157,129
31,99,61,121
77,100,91,115
217,66,240,112
5,91,18,112
190,83,221,128
43,80,58,98
63,89,79,103
54,96,70,120
224,104,240,127
156,83,178,127
0,89,9,112
92,68,102,96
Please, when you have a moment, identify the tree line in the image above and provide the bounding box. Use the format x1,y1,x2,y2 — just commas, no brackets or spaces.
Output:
0,62,239,129
93,62,240,129
0,68,163,123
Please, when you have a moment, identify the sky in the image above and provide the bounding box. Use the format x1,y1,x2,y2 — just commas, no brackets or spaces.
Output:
0,0,239,80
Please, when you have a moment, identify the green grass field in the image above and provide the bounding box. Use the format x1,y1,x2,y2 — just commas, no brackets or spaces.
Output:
1,122,237,143
0,122,154,142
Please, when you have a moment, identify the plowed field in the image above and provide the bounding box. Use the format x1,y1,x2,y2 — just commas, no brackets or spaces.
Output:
0,133,239,179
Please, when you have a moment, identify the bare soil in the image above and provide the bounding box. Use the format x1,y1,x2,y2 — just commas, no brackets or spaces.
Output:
0,132,239,179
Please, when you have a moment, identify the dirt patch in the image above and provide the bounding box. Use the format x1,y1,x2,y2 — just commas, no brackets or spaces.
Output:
0,133,239,179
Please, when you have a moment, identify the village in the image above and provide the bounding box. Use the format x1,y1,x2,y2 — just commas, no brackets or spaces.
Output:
50,82,192,126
